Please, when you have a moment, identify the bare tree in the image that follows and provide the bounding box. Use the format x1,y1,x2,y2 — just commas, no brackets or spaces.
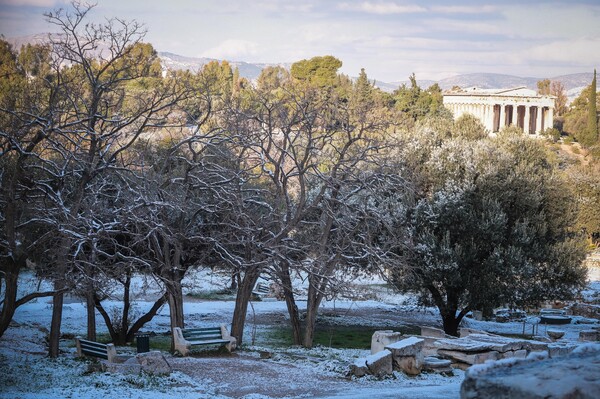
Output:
30,2,187,357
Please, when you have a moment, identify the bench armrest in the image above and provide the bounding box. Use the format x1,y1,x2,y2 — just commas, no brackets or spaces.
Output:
173,327,191,356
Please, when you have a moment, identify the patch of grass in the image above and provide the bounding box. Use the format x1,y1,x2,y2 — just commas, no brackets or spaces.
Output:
148,334,172,352
186,289,235,300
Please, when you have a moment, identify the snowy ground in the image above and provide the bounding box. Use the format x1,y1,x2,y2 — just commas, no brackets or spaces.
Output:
1,269,599,399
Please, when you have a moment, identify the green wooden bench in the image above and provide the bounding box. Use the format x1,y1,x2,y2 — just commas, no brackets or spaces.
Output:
173,325,236,356
252,282,270,299
75,337,117,362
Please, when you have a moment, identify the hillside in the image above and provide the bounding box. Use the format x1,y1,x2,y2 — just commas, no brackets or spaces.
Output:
159,51,286,80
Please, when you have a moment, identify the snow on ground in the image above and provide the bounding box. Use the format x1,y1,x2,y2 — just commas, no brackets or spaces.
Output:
1,295,463,399
2,270,599,398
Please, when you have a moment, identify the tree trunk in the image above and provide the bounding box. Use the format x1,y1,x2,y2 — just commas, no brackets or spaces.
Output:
166,277,185,352
441,311,461,337
303,275,325,348
0,265,19,338
277,262,301,345
230,266,261,346
94,294,117,342
49,279,65,358
85,291,96,341
126,292,168,343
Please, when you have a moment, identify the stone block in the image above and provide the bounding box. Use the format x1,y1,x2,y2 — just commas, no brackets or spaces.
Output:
438,349,499,365
385,337,425,375
394,354,423,376
579,330,599,342
548,343,577,358
459,328,491,338
420,336,441,357
500,349,527,359
420,326,447,338
385,336,424,357
349,350,393,379
423,356,453,374
349,358,369,378
366,349,393,378
547,329,565,340
460,344,600,399
371,330,403,354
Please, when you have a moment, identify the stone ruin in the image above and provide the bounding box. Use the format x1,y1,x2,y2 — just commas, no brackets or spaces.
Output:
350,326,586,379
461,344,600,399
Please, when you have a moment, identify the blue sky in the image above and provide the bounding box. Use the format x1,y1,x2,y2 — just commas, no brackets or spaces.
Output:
1,0,599,82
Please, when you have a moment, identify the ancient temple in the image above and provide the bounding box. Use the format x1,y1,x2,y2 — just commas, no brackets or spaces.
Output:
443,87,555,135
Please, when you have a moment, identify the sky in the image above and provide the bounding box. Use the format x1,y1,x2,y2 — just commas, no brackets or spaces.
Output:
0,0,599,82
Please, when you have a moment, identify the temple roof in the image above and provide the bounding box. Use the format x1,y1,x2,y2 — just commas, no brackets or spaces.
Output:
444,86,544,98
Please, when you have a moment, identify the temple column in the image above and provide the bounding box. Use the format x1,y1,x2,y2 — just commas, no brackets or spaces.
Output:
524,106,531,134
547,107,554,131
535,106,542,134
499,103,505,130
511,105,517,127
488,104,494,131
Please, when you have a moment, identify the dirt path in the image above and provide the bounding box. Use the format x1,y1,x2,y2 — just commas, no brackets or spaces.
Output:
170,354,353,398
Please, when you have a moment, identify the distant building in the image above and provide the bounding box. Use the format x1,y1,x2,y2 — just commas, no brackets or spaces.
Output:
443,87,555,135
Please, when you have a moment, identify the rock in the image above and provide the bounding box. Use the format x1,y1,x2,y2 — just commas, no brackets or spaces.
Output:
366,349,393,378
385,337,424,357
422,356,453,374
420,326,447,338
547,329,565,340
394,354,423,376
371,330,403,354
349,358,369,378
460,344,600,399
459,328,492,338
386,337,424,375
436,334,548,355
548,343,577,358
579,330,600,342
420,336,442,357
134,351,172,375
438,349,499,365
349,350,393,379
499,349,527,359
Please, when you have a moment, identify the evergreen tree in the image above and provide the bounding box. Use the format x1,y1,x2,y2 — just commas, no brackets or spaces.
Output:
587,69,598,146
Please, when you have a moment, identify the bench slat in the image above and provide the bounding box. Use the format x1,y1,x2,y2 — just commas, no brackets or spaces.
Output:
184,332,221,337
81,348,109,359
188,338,230,346
80,340,108,350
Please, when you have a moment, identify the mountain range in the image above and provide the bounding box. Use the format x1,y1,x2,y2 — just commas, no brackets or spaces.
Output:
5,34,593,101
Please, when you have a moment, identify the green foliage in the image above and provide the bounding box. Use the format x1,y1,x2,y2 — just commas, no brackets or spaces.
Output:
541,127,561,143
587,69,598,146
391,133,587,335
564,73,600,147
393,74,444,123
290,55,342,88
569,163,600,246
452,113,487,140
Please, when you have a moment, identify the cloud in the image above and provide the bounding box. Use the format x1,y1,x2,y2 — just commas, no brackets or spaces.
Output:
201,39,259,60
338,1,426,14
2,0,60,6
524,37,600,64
430,5,498,14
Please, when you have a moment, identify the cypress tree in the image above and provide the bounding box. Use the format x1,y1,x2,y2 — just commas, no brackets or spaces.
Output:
587,69,598,146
